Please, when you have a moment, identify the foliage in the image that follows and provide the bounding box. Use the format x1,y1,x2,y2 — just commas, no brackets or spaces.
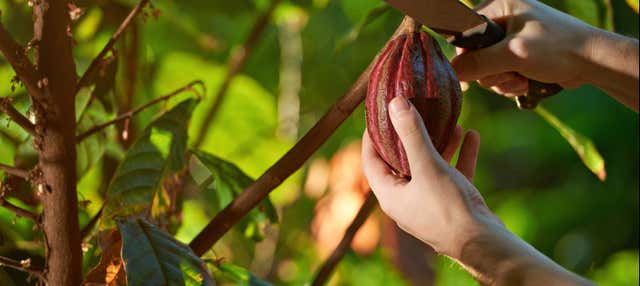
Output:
0,0,637,285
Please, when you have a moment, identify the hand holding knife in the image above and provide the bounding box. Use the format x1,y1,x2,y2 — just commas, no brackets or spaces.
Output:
384,0,563,109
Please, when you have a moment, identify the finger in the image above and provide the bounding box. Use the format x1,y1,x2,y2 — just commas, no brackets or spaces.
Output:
361,131,405,201
491,77,528,95
450,38,520,82
474,0,509,20
442,125,464,163
477,72,522,88
387,97,441,174
456,130,480,181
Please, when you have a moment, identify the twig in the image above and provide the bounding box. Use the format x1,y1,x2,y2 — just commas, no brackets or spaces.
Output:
312,192,377,286
0,162,30,179
76,80,205,143
0,197,40,222
0,21,42,99
0,255,46,282
189,16,419,257
192,0,281,147
0,98,36,135
80,203,104,240
75,0,149,92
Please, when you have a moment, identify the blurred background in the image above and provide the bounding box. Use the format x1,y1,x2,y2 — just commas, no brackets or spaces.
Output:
1,0,638,285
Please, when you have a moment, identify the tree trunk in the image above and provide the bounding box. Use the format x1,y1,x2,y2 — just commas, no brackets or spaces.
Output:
34,1,82,285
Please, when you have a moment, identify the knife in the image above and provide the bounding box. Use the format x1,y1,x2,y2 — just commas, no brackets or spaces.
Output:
383,0,562,109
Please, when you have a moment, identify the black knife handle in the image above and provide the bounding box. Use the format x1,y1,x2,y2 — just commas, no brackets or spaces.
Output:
449,15,563,109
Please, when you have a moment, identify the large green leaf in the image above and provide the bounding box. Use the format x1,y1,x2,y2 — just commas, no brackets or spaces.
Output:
535,106,606,181
102,99,197,226
190,150,278,241
213,262,272,286
117,218,215,286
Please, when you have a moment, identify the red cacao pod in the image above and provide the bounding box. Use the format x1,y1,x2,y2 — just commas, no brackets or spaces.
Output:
365,29,462,178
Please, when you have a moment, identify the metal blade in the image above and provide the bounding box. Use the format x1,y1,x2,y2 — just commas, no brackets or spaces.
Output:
384,0,487,36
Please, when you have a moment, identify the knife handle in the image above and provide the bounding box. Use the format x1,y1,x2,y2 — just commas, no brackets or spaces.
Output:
449,15,563,110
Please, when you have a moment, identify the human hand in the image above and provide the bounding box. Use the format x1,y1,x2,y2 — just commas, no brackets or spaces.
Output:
361,96,501,259
450,0,600,97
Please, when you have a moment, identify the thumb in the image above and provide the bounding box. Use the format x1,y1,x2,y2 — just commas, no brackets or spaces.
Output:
388,97,441,175
450,38,519,81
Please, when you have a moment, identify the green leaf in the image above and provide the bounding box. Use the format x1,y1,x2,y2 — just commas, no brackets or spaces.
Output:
215,262,272,286
117,218,215,286
534,106,606,181
335,4,391,53
102,99,197,226
191,150,278,241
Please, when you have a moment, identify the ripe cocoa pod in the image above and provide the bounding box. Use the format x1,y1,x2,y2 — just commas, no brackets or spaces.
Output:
365,28,462,178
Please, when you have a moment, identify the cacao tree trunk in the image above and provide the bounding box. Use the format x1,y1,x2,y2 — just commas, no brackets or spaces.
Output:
34,1,82,285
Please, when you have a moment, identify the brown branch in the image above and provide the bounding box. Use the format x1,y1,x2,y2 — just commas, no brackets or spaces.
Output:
0,19,42,99
80,203,104,241
0,196,40,222
189,16,420,257
0,98,36,135
0,162,30,179
76,80,205,143
312,192,377,286
75,0,149,92
0,256,45,282
192,0,281,147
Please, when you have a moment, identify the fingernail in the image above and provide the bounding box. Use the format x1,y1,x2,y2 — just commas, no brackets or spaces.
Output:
389,97,410,115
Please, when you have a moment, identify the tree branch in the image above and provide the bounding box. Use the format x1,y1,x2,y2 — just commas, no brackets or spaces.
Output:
75,0,149,92
189,16,419,257
312,192,377,286
0,162,29,179
0,18,42,99
76,80,205,143
192,0,280,147
0,255,45,282
80,203,104,241
0,98,36,135
0,196,40,222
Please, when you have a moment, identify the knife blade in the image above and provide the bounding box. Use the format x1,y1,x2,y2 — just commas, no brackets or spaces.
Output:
383,0,563,109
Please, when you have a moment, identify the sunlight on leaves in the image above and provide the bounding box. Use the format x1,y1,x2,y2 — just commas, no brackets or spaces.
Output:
101,99,196,228
214,262,272,286
535,106,606,181
627,0,639,13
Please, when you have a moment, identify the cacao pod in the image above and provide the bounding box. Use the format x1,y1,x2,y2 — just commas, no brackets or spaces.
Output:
365,28,462,178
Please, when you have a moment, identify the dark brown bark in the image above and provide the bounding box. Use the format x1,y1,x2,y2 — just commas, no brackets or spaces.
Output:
0,98,36,135
312,192,378,286
189,17,416,256
33,1,82,285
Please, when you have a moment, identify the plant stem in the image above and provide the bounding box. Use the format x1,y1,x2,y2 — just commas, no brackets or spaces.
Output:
188,16,415,256
76,0,149,92
0,256,45,282
0,196,40,222
0,162,30,179
0,19,42,99
0,98,36,135
76,80,204,143
34,0,82,284
312,192,377,286
192,0,280,147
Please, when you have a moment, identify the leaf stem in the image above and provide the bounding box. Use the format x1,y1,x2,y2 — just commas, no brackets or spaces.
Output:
76,80,204,143
0,98,36,136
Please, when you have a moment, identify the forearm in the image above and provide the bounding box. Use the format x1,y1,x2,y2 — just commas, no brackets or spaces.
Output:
580,29,639,111
454,222,594,286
